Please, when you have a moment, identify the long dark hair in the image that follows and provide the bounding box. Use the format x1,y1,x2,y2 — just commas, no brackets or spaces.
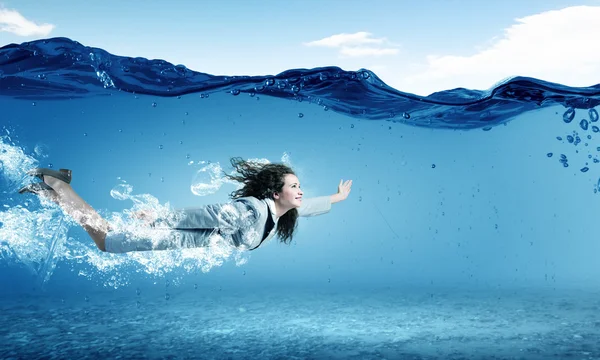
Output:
223,157,298,244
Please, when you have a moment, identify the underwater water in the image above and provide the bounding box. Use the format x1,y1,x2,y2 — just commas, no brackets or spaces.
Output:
1,37,600,359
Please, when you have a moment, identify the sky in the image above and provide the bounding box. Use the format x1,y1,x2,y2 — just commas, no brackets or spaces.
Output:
1,0,600,96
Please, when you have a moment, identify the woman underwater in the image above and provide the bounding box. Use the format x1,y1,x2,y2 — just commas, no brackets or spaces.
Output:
18,157,353,253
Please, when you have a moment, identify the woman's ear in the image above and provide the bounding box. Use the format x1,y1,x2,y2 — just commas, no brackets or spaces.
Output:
273,192,279,199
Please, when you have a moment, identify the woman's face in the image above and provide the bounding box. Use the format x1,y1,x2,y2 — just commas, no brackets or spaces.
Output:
274,174,303,208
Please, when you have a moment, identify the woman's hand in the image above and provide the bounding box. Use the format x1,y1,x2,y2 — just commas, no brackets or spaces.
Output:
331,179,352,204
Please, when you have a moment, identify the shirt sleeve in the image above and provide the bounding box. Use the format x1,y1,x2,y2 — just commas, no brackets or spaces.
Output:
155,200,258,234
297,196,332,217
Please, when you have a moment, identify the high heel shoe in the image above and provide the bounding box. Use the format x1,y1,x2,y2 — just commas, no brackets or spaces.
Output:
18,182,54,194
18,168,72,195
26,168,72,184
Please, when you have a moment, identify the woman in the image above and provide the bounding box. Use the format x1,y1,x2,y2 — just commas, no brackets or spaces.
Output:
19,157,352,253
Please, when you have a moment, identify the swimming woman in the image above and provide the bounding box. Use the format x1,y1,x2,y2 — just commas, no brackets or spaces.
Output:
18,157,352,253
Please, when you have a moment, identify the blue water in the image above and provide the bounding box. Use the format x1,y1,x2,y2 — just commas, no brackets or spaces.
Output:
1,37,600,359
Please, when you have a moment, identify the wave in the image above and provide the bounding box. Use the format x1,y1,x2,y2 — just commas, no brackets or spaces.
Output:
1,37,599,129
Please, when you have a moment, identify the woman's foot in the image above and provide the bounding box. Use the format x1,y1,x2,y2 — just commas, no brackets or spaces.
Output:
18,183,61,204
25,168,72,193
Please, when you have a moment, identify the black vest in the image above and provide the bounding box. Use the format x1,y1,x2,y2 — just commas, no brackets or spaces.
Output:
249,203,275,251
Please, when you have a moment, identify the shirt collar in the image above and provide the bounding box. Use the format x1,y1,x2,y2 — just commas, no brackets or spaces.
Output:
263,197,278,221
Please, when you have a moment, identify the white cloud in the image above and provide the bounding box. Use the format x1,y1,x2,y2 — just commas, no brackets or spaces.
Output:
304,31,399,58
392,6,600,96
304,32,384,48
0,7,54,36
340,47,399,57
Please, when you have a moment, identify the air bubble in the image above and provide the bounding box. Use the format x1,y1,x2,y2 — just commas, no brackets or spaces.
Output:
291,85,299,93
152,102,157,107
159,145,163,150
547,153,553,157
230,89,240,96
567,135,574,143
589,109,599,122
580,119,589,131
298,113,304,118
265,79,275,86
403,112,410,119
581,167,589,173
563,108,575,123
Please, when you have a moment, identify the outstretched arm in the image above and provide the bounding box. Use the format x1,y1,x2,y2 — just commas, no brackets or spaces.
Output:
298,179,353,217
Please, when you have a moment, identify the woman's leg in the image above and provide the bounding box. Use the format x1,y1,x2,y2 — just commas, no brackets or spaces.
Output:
37,175,236,253
41,176,110,251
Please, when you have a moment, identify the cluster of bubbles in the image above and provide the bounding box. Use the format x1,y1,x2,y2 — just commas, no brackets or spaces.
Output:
553,108,600,171
554,107,600,192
